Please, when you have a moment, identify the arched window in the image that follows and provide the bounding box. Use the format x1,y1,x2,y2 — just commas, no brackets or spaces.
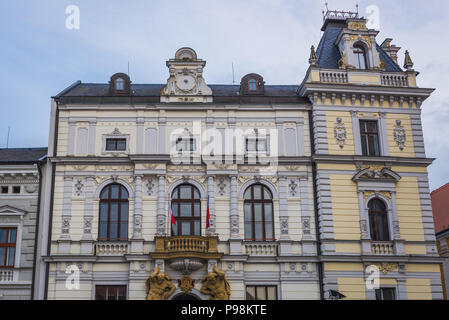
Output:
99,184,129,241
115,78,124,91
244,184,274,241
353,44,368,70
171,184,201,236
248,79,257,91
368,198,390,241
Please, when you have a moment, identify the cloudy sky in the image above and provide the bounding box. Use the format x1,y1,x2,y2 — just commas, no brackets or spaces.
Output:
0,0,448,190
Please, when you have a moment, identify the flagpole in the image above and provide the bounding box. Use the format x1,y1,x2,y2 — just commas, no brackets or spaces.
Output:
166,192,170,236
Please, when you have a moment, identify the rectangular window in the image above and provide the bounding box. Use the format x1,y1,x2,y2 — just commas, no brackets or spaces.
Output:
246,286,277,300
360,120,380,157
246,138,267,153
95,285,127,300
176,138,196,152
106,138,127,151
12,186,20,194
375,288,396,300
0,228,17,268
1,186,8,194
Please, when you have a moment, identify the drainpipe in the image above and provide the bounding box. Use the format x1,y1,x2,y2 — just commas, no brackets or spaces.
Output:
31,159,43,300
308,107,325,300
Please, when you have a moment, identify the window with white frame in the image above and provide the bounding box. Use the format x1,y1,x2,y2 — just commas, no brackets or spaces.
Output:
102,129,130,154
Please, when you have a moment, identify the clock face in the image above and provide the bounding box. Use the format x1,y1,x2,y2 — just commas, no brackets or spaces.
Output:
176,75,196,91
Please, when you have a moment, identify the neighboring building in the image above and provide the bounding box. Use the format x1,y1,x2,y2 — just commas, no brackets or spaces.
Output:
431,183,449,299
0,147,47,300
36,8,443,300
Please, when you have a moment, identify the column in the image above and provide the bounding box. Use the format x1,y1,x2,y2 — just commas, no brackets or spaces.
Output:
156,175,166,236
296,121,305,156
158,116,166,154
391,191,404,255
397,279,407,300
68,120,76,156
275,120,284,157
207,175,216,235
279,176,291,256
379,112,390,156
59,176,72,254
229,175,241,255
359,190,372,255
133,175,143,239
279,176,289,240
351,111,362,155
136,118,144,154
88,120,96,156
299,177,314,255
81,176,94,254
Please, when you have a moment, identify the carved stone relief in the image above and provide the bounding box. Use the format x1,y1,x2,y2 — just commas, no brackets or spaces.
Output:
334,117,347,149
393,120,406,151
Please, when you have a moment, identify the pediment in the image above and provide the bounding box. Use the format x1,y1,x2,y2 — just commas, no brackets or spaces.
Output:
0,205,27,216
352,167,401,182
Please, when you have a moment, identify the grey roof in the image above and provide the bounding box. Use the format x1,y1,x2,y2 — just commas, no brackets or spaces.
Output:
316,25,402,72
0,148,47,163
61,83,300,97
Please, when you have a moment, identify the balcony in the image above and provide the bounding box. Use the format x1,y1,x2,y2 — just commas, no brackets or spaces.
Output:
244,242,279,257
371,241,394,255
151,236,223,260
95,242,129,256
0,269,15,282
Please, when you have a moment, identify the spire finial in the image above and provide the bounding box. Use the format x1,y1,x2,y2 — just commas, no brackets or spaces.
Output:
309,45,318,66
404,50,414,71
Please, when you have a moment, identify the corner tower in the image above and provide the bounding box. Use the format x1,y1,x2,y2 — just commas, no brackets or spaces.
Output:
300,7,442,300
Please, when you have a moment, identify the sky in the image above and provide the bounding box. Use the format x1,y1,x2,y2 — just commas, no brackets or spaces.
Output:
0,0,448,191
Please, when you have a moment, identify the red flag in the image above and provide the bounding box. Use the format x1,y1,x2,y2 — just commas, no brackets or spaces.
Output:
206,196,210,229
169,198,176,226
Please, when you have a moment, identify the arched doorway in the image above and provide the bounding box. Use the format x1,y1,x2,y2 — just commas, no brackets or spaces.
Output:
171,293,201,301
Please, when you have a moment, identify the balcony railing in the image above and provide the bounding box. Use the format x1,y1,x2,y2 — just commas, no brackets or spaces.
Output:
318,70,410,88
320,71,348,84
0,269,14,282
95,242,129,256
151,236,223,260
381,74,408,87
244,242,279,256
371,241,394,255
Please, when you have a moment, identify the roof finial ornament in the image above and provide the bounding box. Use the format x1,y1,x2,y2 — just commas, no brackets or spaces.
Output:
309,45,318,66
404,50,414,71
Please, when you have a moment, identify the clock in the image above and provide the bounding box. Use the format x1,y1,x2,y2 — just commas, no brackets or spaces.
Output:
176,75,196,92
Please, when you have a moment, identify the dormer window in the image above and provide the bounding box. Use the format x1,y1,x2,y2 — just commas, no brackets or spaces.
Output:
249,79,257,91
240,73,265,95
115,78,124,91
109,73,131,95
353,44,368,70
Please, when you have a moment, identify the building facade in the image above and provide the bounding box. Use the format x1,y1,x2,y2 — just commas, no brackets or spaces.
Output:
34,11,443,300
431,183,449,300
0,148,47,300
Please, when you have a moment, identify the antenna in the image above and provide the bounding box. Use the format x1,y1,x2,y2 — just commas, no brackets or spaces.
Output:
6,126,10,149
232,62,235,85
127,61,130,76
